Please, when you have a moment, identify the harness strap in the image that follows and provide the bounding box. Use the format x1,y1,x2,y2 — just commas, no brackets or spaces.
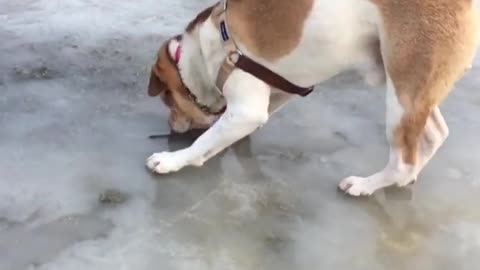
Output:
213,0,314,97
235,55,314,97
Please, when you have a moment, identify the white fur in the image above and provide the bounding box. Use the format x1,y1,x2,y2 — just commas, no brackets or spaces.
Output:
406,107,450,185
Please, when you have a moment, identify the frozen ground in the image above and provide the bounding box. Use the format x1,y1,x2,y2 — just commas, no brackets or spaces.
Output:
1,0,480,269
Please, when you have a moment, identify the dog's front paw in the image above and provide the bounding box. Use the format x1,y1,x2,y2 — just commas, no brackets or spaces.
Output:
146,152,185,174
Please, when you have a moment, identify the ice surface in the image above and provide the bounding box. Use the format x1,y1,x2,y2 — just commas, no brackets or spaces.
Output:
1,1,480,270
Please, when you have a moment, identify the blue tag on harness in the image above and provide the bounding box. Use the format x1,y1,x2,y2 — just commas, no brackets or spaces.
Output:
220,21,229,41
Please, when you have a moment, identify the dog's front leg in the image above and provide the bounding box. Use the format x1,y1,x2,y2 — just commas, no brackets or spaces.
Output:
147,71,271,174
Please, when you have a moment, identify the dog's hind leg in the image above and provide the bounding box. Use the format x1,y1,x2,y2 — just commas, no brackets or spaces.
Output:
339,76,450,196
339,0,478,196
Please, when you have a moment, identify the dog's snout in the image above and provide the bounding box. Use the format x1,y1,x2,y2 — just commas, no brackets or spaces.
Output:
168,113,191,133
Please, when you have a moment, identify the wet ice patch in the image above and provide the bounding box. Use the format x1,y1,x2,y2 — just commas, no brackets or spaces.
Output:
167,179,298,227
447,168,464,180
0,215,112,270
33,225,197,270
12,65,60,81
25,178,298,270
0,177,92,226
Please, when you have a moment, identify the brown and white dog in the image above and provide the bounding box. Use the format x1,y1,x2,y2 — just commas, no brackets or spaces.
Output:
146,0,479,196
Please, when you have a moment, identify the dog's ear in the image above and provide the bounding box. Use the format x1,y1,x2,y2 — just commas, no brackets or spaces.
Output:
167,38,181,63
148,36,182,97
148,67,167,97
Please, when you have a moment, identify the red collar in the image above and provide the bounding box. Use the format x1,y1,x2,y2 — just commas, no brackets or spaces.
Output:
174,44,182,64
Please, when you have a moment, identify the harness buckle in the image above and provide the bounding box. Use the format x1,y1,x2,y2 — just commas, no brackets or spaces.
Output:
227,50,242,65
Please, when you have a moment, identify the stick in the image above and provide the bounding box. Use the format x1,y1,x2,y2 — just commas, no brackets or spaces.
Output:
148,133,171,139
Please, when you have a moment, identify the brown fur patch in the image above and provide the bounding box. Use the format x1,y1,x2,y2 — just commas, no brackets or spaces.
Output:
374,0,479,164
148,67,168,97
227,0,314,61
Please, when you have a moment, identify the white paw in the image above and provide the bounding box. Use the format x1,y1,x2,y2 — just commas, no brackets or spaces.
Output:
338,176,374,197
146,152,184,174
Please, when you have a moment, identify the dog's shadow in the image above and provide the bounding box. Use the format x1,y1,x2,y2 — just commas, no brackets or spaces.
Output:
161,130,269,183
358,189,435,269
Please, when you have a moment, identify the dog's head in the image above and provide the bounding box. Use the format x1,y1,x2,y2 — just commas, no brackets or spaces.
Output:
148,36,215,133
